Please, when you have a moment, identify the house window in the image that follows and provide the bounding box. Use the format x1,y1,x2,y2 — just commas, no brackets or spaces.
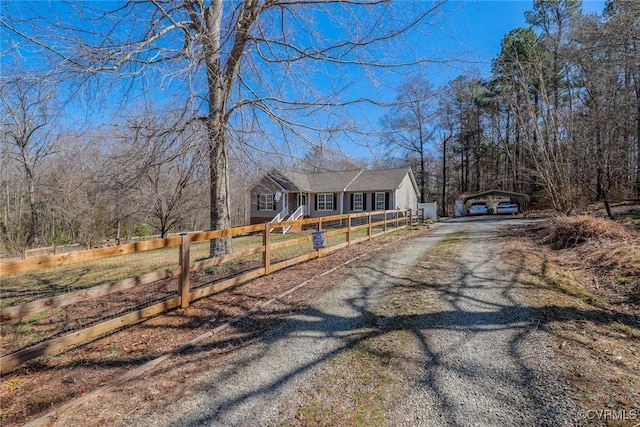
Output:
353,193,363,211
317,193,334,211
258,194,275,211
375,192,386,211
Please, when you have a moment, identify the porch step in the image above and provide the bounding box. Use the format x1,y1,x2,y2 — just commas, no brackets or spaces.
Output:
269,215,305,234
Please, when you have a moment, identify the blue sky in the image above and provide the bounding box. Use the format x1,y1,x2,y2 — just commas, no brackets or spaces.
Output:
2,0,608,164
345,0,607,161
418,0,606,84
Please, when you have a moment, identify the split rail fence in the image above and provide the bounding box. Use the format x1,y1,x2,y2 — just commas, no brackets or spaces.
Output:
0,209,421,373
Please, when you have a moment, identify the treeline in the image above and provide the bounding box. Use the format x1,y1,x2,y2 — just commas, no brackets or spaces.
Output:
0,109,254,253
2,0,638,253
386,0,639,217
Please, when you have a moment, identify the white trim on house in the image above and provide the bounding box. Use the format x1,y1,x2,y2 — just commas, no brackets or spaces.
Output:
257,193,275,211
343,169,365,192
353,193,363,211
251,167,419,223
375,192,385,210
317,193,334,211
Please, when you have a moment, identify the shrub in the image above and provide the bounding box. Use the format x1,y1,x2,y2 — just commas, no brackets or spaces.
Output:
134,224,153,237
542,215,629,249
52,229,73,245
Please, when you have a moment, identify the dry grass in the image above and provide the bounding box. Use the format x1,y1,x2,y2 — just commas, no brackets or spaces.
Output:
2,225,388,310
532,215,640,306
288,231,457,426
505,215,640,425
0,227,421,427
1,232,316,309
540,215,631,250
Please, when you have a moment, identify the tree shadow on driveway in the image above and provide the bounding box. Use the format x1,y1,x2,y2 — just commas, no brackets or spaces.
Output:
142,223,637,427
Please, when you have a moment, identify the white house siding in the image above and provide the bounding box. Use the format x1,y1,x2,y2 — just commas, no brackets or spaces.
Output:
394,173,419,210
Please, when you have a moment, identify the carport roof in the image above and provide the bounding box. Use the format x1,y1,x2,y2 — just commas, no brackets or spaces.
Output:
462,190,530,206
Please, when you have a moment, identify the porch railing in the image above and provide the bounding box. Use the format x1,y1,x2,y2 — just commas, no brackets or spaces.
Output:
282,205,305,234
269,206,289,232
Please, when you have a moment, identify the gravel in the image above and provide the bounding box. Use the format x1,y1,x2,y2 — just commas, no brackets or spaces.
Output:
380,217,576,427
44,217,577,426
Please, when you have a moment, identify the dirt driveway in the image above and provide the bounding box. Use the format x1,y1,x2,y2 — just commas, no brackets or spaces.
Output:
27,217,579,426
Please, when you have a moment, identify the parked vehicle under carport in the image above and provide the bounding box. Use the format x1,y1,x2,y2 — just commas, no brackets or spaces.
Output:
468,202,489,215
458,189,530,217
495,201,518,214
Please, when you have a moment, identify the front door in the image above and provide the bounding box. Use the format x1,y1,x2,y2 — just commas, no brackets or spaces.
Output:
282,193,288,216
298,194,308,215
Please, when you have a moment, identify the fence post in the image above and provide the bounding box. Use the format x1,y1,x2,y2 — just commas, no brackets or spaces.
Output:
368,212,372,241
347,215,352,246
408,209,412,226
383,210,387,234
317,217,323,257
395,210,399,231
263,222,271,275
179,233,191,309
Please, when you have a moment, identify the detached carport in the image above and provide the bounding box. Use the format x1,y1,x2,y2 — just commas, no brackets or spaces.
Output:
456,189,530,216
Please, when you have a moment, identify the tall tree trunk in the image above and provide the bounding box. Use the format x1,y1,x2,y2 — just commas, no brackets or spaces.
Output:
459,145,464,193
25,166,39,247
208,119,232,256
464,137,470,192
475,104,482,191
515,119,521,193
441,135,451,217
603,198,614,220
203,0,241,257
636,82,640,198
595,122,604,201
420,151,426,203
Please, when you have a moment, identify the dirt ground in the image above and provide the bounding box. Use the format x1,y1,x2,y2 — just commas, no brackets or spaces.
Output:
0,228,425,426
503,209,640,427
2,208,639,426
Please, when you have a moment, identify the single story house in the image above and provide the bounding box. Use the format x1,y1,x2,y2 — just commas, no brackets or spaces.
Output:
250,167,419,224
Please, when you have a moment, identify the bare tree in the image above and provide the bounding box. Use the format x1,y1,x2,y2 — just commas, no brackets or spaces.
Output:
525,0,582,114
511,51,577,214
2,0,446,256
0,77,61,248
439,133,453,216
379,76,438,202
39,142,99,245
105,110,207,238
567,7,640,218
298,143,364,173
603,0,640,198
493,27,544,195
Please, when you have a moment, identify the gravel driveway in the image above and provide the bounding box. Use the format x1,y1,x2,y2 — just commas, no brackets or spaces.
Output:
43,217,575,426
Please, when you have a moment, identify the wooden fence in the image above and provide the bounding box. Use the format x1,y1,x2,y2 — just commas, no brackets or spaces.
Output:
0,209,420,372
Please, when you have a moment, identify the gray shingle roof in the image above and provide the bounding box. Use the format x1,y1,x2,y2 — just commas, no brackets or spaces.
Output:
267,167,416,194
344,168,411,192
268,170,309,192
